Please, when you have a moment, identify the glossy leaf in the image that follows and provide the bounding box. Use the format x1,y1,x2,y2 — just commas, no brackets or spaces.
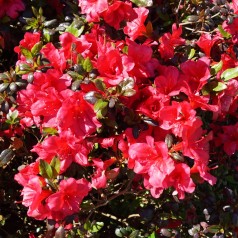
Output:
221,67,238,81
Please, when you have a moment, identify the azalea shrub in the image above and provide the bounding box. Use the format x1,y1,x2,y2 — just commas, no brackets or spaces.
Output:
0,0,238,237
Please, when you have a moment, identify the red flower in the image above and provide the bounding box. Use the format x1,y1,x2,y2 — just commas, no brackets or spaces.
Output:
0,0,25,18
129,136,175,197
123,39,157,79
159,101,197,137
196,33,221,57
41,43,66,72
172,118,216,185
102,1,136,30
59,32,92,65
78,0,108,22
165,163,195,199
21,176,52,220
180,57,211,92
32,131,92,172
155,65,185,96
159,24,185,60
216,123,238,155
14,161,40,187
14,32,41,56
91,157,119,189
124,7,149,40
223,17,238,43
32,70,72,92
97,48,124,84
56,91,101,138
46,178,90,221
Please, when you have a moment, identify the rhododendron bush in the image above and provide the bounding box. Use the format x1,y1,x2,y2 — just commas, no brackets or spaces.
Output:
0,0,238,237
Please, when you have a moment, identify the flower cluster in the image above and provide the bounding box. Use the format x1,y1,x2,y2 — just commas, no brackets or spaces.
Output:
0,0,238,236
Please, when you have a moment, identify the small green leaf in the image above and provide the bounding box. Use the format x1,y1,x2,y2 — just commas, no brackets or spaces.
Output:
115,228,123,237
0,83,9,93
0,149,14,167
39,159,53,179
122,89,136,97
218,25,231,39
94,99,108,112
211,60,223,75
32,6,38,17
221,67,238,81
42,127,58,135
65,23,84,37
120,77,135,91
213,82,227,92
130,0,153,7
129,230,139,238
188,48,195,59
94,99,108,119
84,221,91,231
94,78,106,91
92,222,104,233
50,157,61,177
82,57,93,73
43,29,51,42
31,41,43,56
148,232,156,238
6,110,18,121
43,19,57,27
206,225,221,234
0,73,9,80
84,91,102,104
20,47,33,60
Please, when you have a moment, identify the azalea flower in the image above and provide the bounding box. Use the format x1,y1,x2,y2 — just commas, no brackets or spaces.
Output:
124,7,149,40
78,0,108,22
159,23,185,60
0,0,25,19
46,178,90,221
56,91,101,138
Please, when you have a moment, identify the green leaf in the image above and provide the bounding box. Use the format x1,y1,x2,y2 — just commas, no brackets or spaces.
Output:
82,57,93,73
130,0,153,7
206,225,221,234
211,60,223,75
218,25,231,39
120,77,135,91
50,157,61,177
0,149,14,167
122,89,136,97
43,29,51,42
20,47,33,60
6,110,18,121
91,222,104,233
119,77,136,97
129,230,139,238
94,99,108,112
148,232,156,238
115,228,123,237
213,82,227,92
84,91,102,104
65,23,84,37
0,73,9,80
32,6,38,17
221,67,238,81
16,63,33,75
94,78,106,91
94,99,108,119
0,83,9,93
42,127,58,135
31,41,43,56
188,48,195,59
39,159,53,179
